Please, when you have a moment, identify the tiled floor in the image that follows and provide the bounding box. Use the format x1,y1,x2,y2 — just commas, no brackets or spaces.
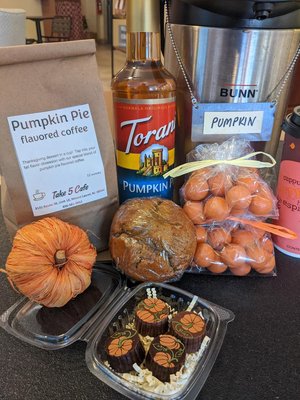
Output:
96,43,125,91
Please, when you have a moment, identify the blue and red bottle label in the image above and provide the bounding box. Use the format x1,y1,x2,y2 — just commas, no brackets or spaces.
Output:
113,98,176,203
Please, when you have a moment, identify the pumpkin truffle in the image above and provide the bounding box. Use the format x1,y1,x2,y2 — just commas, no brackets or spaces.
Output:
170,311,206,353
105,328,145,373
145,334,186,382
135,298,169,337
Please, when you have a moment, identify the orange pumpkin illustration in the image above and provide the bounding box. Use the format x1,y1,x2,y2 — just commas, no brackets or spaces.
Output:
143,298,166,313
180,313,205,333
108,336,133,357
154,351,175,368
160,335,181,350
159,312,168,320
136,309,155,323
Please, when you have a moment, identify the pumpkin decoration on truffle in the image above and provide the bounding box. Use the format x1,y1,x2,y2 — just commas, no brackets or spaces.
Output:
2,217,97,308
108,336,133,357
160,335,182,350
179,313,205,334
136,309,156,323
154,352,175,368
143,298,167,313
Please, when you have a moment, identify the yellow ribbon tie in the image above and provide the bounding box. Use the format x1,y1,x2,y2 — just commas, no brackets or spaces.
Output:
163,151,276,179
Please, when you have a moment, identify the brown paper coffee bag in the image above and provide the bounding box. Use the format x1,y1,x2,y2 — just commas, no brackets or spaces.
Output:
0,40,118,251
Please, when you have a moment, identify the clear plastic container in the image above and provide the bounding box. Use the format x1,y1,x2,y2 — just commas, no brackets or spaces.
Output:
0,262,234,399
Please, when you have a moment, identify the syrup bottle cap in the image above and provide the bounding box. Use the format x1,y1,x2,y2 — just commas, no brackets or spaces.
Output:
282,106,300,138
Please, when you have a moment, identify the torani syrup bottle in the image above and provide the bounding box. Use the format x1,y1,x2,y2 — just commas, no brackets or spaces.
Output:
112,0,176,203
274,106,300,257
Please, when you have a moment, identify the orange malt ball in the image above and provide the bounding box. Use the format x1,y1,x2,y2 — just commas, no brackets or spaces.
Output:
230,207,246,216
194,243,215,268
195,226,207,243
220,244,247,268
257,183,274,197
229,263,252,276
191,167,210,178
256,255,276,274
207,227,231,251
208,172,233,197
183,201,205,225
246,245,275,272
246,244,268,270
260,237,274,253
236,175,260,194
245,226,266,239
249,193,273,216
207,256,228,274
230,224,240,234
184,175,209,201
204,196,230,221
226,185,252,210
231,230,256,248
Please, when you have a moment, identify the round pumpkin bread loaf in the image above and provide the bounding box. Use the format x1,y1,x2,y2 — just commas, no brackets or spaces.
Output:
109,198,197,282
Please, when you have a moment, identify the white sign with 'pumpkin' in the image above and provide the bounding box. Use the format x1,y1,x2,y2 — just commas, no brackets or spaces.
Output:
8,104,107,216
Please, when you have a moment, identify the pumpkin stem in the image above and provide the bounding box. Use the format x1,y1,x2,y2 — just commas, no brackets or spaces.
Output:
54,250,67,268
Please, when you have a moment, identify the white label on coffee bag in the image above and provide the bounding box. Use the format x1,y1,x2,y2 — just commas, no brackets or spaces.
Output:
8,104,108,216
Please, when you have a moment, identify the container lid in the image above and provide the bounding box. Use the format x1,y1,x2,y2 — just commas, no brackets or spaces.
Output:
85,281,235,400
0,262,125,350
0,263,235,399
169,0,300,29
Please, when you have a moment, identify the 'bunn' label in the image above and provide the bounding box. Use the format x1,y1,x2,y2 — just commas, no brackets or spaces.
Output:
114,98,176,203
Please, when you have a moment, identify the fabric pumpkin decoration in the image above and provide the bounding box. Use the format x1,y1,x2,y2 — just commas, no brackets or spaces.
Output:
3,217,97,308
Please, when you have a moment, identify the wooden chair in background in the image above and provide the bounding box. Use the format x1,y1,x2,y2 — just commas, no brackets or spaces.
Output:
41,15,72,42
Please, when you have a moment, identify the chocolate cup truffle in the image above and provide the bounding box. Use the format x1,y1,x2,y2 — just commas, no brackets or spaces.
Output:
105,328,145,373
135,298,169,337
145,334,186,382
170,311,206,353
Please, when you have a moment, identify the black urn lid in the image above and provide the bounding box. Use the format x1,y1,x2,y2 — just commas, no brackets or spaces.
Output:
168,0,300,29
282,106,300,138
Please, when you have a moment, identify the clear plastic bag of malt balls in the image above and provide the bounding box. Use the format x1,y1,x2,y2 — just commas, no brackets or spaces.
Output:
186,220,276,277
180,138,278,225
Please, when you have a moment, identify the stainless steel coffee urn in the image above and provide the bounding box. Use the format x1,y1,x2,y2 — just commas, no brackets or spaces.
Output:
164,0,300,164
